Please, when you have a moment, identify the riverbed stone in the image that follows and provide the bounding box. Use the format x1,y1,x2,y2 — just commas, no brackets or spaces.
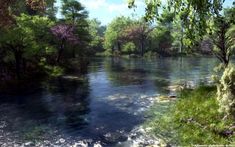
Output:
0,121,7,129
24,141,34,146
72,141,88,147
119,126,164,147
93,142,102,147
59,138,65,143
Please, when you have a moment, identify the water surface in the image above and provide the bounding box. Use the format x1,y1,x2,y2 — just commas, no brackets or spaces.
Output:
0,57,218,146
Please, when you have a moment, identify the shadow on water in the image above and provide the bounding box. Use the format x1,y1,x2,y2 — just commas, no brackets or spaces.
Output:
0,77,91,133
0,76,144,145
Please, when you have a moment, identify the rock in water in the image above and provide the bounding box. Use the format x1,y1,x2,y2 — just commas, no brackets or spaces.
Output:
117,126,166,147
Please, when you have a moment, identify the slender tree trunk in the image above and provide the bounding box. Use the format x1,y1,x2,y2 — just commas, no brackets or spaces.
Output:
57,48,63,63
117,41,121,52
112,46,114,55
57,41,65,63
179,20,184,54
72,48,76,58
14,50,22,80
141,42,144,57
140,37,145,57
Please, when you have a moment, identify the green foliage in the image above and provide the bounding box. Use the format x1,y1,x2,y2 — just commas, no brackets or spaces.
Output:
104,16,133,54
0,14,55,73
18,14,55,55
0,0,102,80
61,0,91,58
128,0,226,49
88,19,105,54
39,58,64,77
147,86,235,145
211,16,234,66
149,26,173,55
61,0,88,23
226,25,235,54
122,42,136,55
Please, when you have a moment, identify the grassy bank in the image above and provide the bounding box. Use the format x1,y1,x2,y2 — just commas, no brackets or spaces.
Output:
146,86,235,145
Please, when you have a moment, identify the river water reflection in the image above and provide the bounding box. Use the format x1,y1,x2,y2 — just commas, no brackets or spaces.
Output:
0,57,219,146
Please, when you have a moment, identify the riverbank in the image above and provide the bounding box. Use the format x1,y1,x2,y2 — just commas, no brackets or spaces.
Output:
146,86,235,145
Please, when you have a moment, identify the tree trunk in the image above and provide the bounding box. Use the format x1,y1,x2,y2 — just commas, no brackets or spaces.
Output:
57,48,63,63
14,51,22,80
140,37,145,57
57,42,65,63
117,41,121,52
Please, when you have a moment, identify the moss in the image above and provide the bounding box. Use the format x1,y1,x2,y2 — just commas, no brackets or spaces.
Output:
22,125,51,141
146,86,235,146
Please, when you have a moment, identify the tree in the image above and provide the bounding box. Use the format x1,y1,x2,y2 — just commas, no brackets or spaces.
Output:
0,0,54,27
122,42,136,56
122,19,153,56
212,17,231,66
150,27,173,56
211,4,235,67
104,16,133,55
61,0,90,58
61,0,88,24
0,0,46,27
51,24,79,63
88,19,105,54
44,0,58,20
147,9,175,56
129,0,235,118
128,0,225,49
0,14,54,79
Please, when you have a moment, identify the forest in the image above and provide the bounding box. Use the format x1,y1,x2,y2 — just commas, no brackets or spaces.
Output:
0,0,235,146
1,0,234,82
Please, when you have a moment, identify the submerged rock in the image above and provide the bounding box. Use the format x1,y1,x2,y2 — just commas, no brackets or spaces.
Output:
157,95,177,102
117,126,166,147
166,85,184,92
24,141,34,146
0,121,7,129
72,141,88,147
94,142,102,147
60,138,66,143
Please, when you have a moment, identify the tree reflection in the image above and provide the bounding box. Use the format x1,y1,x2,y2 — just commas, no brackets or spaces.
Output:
104,57,148,86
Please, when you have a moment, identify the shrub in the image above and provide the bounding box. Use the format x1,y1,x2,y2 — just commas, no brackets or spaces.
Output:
216,65,235,118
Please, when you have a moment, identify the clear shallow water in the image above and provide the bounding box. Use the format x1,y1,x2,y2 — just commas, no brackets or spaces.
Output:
0,57,219,146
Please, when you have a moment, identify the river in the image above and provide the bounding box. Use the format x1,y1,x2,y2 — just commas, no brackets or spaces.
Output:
0,57,219,146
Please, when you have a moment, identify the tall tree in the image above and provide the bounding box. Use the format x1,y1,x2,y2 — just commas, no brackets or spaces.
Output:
122,19,153,56
51,24,79,63
128,0,225,48
88,19,105,54
0,0,54,27
61,0,90,58
0,14,54,79
61,0,88,24
104,16,133,55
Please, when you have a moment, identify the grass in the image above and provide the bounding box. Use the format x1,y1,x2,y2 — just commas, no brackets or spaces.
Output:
146,86,235,146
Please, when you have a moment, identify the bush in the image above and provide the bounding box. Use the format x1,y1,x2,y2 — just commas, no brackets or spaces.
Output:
122,42,136,56
146,86,235,145
39,58,64,77
216,65,235,118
